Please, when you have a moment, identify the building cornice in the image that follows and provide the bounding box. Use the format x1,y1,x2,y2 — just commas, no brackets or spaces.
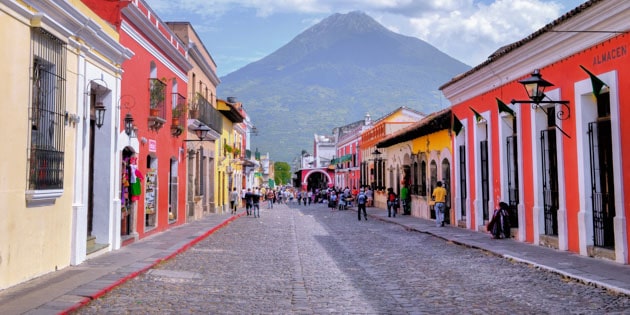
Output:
122,1,192,77
121,20,189,82
188,43,220,86
14,0,133,68
441,0,629,103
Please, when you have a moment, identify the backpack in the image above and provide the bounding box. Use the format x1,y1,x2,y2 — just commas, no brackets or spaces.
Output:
357,193,366,204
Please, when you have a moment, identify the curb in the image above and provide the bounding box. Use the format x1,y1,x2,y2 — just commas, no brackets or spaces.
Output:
364,209,630,298
60,213,244,314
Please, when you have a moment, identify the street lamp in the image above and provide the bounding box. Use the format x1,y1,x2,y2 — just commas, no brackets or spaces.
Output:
184,124,212,142
511,69,570,118
518,69,552,104
124,112,134,136
95,102,106,129
511,69,571,137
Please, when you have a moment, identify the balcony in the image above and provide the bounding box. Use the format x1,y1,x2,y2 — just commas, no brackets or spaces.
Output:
171,93,186,137
195,93,222,133
149,78,167,130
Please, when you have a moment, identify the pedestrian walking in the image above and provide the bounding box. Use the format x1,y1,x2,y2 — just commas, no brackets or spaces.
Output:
400,184,411,215
245,188,253,216
266,189,275,209
357,188,368,221
432,181,447,227
328,191,337,210
366,186,373,207
387,187,398,217
230,187,239,215
252,189,261,218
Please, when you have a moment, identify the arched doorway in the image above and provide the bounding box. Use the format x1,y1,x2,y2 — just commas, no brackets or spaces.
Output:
306,171,328,192
120,147,135,236
441,158,451,224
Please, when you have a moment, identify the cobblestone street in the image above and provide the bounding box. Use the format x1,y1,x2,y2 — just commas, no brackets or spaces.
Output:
75,203,630,314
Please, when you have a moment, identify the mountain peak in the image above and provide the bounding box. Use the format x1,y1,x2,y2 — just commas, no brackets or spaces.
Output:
306,11,387,36
218,11,471,162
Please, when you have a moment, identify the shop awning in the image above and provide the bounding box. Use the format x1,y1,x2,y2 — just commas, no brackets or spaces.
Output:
331,154,353,165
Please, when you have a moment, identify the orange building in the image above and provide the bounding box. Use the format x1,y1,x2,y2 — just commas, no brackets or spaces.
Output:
441,0,629,263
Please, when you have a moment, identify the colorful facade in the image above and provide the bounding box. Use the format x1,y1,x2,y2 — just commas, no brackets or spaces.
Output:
360,107,424,208
167,22,222,220
332,118,368,190
440,0,630,263
85,0,193,242
216,98,245,212
0,0,130,289
375,109,454,221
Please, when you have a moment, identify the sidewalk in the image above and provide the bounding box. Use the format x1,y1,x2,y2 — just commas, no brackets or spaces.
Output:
1,205,629,314
364,207,630,297
0,211,244,315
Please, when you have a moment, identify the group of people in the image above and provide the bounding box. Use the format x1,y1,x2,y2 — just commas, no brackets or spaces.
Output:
231,182,510,239
230,187,262,217
325,186,374,210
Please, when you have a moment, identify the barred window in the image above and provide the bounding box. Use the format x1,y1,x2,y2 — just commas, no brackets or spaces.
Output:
28,28,66,191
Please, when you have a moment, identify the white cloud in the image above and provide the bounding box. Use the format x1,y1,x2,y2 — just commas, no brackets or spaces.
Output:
406,0,565,65
147,0,581,70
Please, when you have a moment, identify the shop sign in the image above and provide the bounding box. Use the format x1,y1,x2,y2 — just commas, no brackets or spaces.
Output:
593,44,627,66
149,139,157,152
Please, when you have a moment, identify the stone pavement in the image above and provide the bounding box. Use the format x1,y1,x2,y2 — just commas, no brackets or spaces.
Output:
1,205,629,315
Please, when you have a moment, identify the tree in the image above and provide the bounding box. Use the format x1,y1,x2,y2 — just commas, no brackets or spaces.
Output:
274,161,291,186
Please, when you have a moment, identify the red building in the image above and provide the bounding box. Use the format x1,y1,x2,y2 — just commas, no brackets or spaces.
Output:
84,0,192,242
441,0,630,263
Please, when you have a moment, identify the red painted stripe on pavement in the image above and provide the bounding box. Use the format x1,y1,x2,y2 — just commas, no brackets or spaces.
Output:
59,213,243,315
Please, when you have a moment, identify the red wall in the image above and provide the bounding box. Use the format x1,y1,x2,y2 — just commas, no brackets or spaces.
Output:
450,32,629,259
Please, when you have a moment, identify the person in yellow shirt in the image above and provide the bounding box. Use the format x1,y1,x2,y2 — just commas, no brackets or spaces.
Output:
432,181,447,227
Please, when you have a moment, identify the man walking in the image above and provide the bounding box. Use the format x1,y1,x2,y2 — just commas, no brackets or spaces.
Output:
432,181,447,227
230,187,239,215
252,188,261,218
356,188,368,221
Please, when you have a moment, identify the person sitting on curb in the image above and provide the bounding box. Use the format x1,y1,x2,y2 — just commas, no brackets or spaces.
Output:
487,202,511,239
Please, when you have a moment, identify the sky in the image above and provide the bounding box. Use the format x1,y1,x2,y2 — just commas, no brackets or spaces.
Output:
146,0,587,78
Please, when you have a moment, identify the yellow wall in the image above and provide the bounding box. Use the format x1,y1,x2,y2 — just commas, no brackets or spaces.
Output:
410,129,452,154
0,7,77,289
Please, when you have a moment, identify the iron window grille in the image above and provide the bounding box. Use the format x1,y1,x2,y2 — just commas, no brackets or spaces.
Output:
588,92,615,248
459,145,467,218
28,28,66,191
480,140,490,221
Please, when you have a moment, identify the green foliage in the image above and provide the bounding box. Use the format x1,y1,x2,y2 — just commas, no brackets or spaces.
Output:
274,161,291,186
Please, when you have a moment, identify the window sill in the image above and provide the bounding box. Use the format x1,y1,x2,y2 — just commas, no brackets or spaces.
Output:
26,189,63,207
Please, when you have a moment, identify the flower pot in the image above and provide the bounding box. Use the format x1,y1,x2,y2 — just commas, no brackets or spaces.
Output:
189,109,198,119
172,117,180,126
150,108,159,117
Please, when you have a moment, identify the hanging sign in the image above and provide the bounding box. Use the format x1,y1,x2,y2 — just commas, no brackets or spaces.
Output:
149,139,157,152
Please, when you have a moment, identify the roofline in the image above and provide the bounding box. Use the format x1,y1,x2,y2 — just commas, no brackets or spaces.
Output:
439,0,602,91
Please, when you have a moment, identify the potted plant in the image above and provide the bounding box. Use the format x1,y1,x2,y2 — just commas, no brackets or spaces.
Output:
171,125,183,137
188,93,200,119
224,143,233,155
149,78,166,116
171,105,185,126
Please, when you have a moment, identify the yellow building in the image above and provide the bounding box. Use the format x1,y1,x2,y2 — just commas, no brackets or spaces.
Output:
0,0,131,289
216,98,244,212
375,109,454,222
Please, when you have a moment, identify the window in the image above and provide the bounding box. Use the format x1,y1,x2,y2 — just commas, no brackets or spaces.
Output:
430,161,437,192
195,150,201,195
28,28,66,192
420,160,427,196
